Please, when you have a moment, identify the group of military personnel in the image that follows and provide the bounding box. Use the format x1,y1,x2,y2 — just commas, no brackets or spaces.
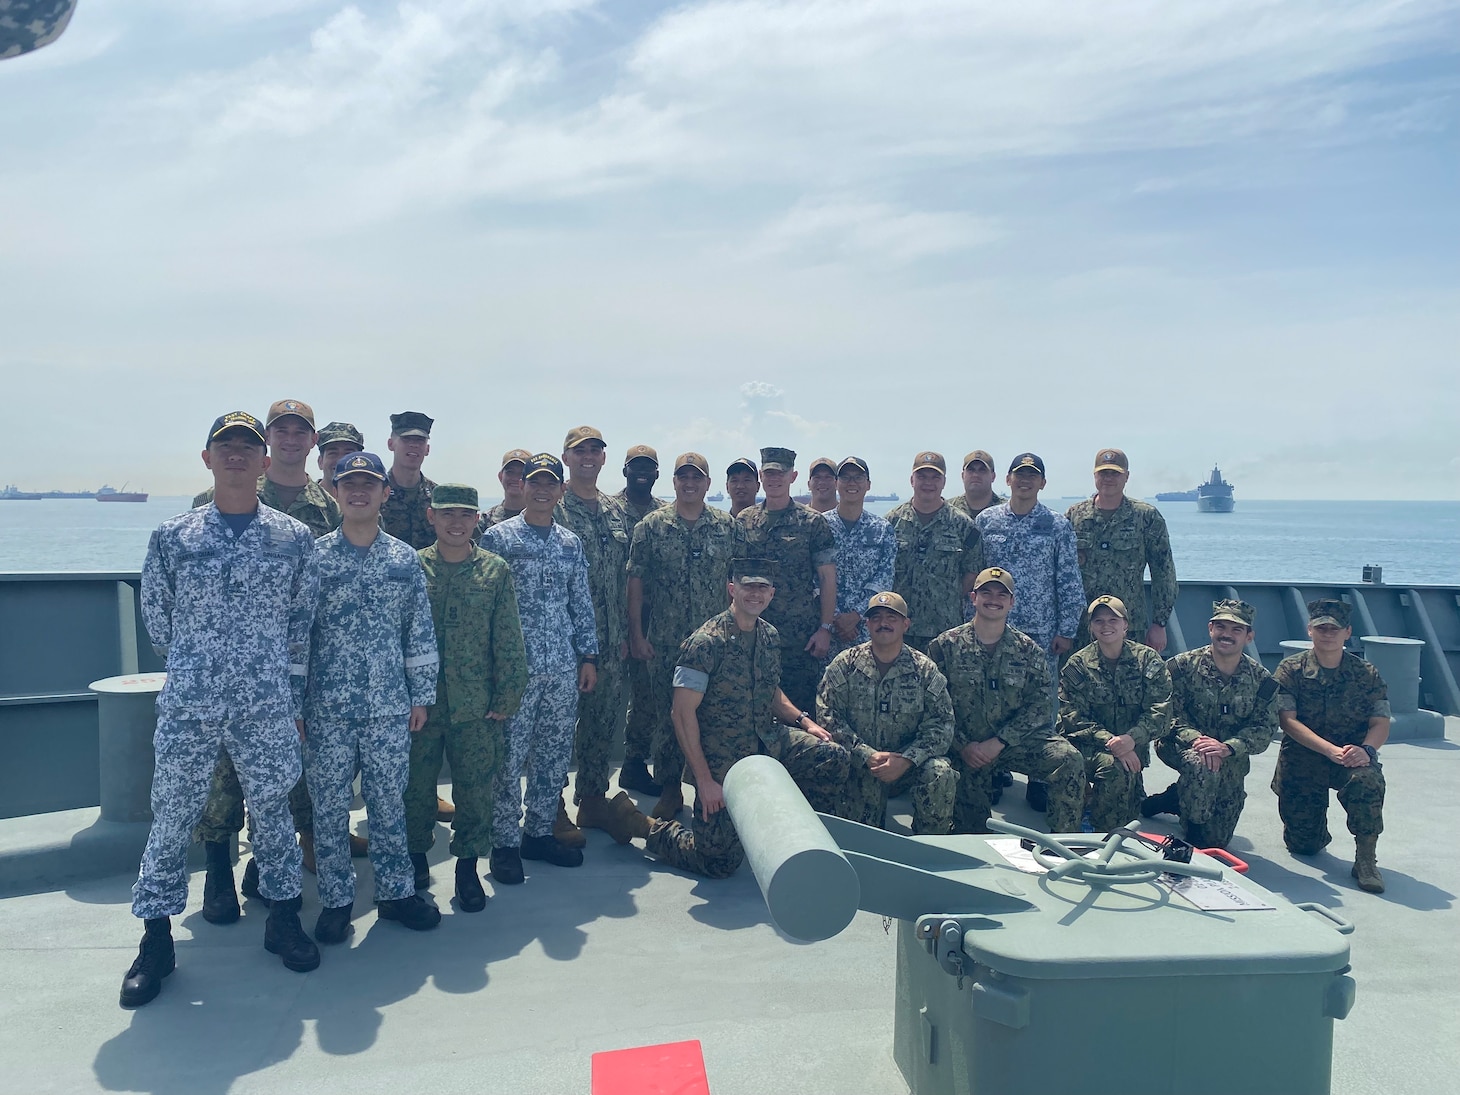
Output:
117,402,1395,1010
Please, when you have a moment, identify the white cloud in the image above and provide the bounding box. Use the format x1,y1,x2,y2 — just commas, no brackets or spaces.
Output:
738,197,998,266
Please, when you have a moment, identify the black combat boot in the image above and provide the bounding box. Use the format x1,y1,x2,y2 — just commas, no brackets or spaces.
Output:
1183,821,1210,848
490,845,525,885
521,832,585,868
1140,784,1179,819
410,852,430,890
264,896,320,972
618,757,663,797
120,918,175,1008
201,841,240,925
455,857,487,913
1025,779,1048,813
377,894,443,931
314,904,353,945
240,857,268,905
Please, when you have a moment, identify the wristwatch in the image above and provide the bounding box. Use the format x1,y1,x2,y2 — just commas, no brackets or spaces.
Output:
819,622,833,632
1361,744,1379,763
795,711,813,728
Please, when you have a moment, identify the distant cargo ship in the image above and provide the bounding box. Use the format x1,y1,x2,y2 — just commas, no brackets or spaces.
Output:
1153,488,1199,502
3,484,149,501
1,485,43,500
95,485,148,502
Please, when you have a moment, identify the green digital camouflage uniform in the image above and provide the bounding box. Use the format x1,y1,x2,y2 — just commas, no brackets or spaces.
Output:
926,624,1083,833
947,492,1004,520
379,471,437,550
614,489,665,766
816,643,956,834
1157,647,1278,847
405,544,529,857
1059,640,1173,831
192,475,341,539
1271,649,1390,854
1064,497,1177,648
885,501,983,650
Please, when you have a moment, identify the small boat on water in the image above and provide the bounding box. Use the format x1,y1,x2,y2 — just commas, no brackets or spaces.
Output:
96,485,148,503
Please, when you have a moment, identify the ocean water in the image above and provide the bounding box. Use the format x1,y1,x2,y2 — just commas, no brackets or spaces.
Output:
0,496,1457,585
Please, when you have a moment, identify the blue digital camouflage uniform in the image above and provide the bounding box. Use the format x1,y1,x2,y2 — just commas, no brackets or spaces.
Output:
885,502,982,650
613,490,666,769
303,529,438,908
134,504,318,918
379,471,437,549
821,510,896,652
480,516,597,846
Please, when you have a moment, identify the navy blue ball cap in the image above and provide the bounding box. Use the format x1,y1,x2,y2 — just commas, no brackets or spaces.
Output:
207,411,267,448
333,451,388,484
525,453,565,482
1008,452,1046,476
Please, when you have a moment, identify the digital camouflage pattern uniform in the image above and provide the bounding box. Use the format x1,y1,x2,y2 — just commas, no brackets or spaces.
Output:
1058,640,1173,831
822,509,896,651
926,624,1083,833
1158,645,1277,847
734,501,837,712
627,504,740,786
479,516,597,847
192,476,341,539
379,471,437,549
475,503,522,539
885,501,982,650
947,492,1004,520
556,489,632,803
816,643,956,834
1065,496,1177,648
408,541,529,857
135,504,317,918
614,490,666,773
1271,648,1390,854
0,1,76,60
304,529,438,907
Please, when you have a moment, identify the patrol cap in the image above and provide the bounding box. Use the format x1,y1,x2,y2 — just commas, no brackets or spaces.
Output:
524,453,565,482
760,447,796,473
1307,599,1352,629
430,483,479,511
808,456,837,476
726,456,759,477
1210,599,1256,627
866,591,908,617
564,426,605,449
207,411,266,448
674,452,710,476
974,567,1015,594
963,449,995,471
1088,595,1129,620
837,456,870,477
317,422,364,450
266,399,315,429
1094,448,1129,473
912,451,946,474
623,444,659,469
500,448,532,471
332,451,387,484
390,411,433,438
1008,452,1046,476
732,558,778,586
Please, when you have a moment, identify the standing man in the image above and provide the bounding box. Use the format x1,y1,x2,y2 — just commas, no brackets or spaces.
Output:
1271,600,1390,893
885,452,982,652
724,456,761,518
805,457,839,513
315,422,365,500
817,592,957,834
625,452,740,819
479,455,598,884
947,450,1004,520
123,412,320,1008
1144,600,1278,849
476,448,531,535
408,484,529,911
615,443,666,798
303,453,441,942
1065,448,1177,652
379,410,436,549
1058,596,1172,831
822,457,896,653
734,446,837,713
615,443,664,526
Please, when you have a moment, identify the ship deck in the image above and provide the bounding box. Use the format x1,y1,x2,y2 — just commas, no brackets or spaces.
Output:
2,719,1457,1095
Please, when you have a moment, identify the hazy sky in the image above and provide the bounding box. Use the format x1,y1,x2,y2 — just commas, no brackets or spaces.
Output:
2,0,1457,500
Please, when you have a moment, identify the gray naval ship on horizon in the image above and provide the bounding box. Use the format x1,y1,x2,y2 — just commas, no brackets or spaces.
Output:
1155,464,1237,512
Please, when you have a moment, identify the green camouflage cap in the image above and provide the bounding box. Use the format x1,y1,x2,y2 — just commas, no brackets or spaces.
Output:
429,483,479,511
732,558,778,586
759,447,796,472
1307,599,1351,629
317,421,364,450
1210,599,1255,626
390,410,433,437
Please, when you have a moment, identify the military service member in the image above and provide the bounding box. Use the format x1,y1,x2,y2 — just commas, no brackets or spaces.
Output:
1058,596,1173,831
1272,599,1391,893
315,421,365,500
379,410,436,549
409,484,529,912
822,457,896,652
480,455,599,884
926,568,1084,834
1144,599,1277,848
734,447,837,712
303,452,441,941
947,449,1004,519
805,456,839,513
476,448,531,535
885,452,982,651
724,456,760,518
626,452,740,819
1065,448,1178,651
124,412,320,1008
817,592,956,834
615,443,666,797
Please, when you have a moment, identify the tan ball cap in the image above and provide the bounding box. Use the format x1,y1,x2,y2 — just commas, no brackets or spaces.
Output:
866,591,909,617
1088,595,1129,619
974,567,1015,594
1094,448,1129,473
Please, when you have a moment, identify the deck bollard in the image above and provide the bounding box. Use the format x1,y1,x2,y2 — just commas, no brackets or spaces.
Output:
88,673,166,823
1359,636,1423,713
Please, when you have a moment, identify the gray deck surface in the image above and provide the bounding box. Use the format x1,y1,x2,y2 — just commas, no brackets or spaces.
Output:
2,720,1457,1095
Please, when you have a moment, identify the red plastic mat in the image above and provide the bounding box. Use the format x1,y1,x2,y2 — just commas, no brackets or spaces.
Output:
591,1039,710,1095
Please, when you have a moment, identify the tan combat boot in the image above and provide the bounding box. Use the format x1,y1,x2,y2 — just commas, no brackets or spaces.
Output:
553,796,587,849
603,791,652,844
1352,835,1385,893
651,784,684,820
436,796,455,823
575,794,618,837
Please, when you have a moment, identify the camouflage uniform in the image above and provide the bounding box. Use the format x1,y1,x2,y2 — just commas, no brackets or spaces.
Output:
379,471,437,549
134,505,317,918
734,502,837,711
1157,646,1277,847
555,489,632,802
1058,640,1173,831
885,502,982,650
926,624,1083,833
816,643,956,834
947,492,1004,520
0,1,76,60
614,490,666,770
303,530,437,907
191,476,342,539
475,503,522,538
627,504,740,785
1065,496,1177,647
479,516,597,846
822,509,896,651
1271,649,1390,853
408,544,528,857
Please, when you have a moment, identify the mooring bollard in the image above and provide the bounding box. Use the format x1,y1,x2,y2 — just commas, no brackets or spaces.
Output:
88,673,165,824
